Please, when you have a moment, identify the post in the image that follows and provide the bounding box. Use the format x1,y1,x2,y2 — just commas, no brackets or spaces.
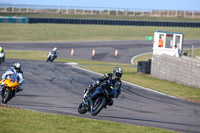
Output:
58,6,60,14
19,6,21,13
167,10,169,17
116,9,118,16
133,11,135,16
91,8,93,15
192,45,194,57
150,10,152,16
176,10,178,17
83,7,85,15
34,6,37,13
27,6,29,13
74,7,77,14
108,9,110,15
12,6,14,12
125,10,128,16
66,6,68,14
184,11,186,17
192,11,194,18
5,6,7,12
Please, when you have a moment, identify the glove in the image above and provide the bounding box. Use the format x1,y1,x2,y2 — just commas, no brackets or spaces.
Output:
83,89,89,99
0,79,5,86
96,80,100,86
84,92,88,99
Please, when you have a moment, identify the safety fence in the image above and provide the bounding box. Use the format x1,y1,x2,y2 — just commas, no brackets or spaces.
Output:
0,4,200,18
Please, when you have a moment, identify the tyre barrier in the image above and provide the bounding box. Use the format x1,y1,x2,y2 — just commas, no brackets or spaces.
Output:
1,17,199,28
137,59,151,74
28,18,200,28
0,16,28,23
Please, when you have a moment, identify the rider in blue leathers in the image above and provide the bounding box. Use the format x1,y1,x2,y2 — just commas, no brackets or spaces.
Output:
0,63,24,94
83,67,123,105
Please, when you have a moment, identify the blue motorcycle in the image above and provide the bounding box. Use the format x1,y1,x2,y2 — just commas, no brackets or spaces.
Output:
78,80,118,116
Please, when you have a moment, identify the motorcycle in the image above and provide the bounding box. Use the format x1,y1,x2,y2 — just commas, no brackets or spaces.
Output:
0,52,5,65
46,51,58,62
78,80,118,116
0,73,19,104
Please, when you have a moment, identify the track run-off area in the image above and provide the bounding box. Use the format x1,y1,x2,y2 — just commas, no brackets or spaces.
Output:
0,40,200,133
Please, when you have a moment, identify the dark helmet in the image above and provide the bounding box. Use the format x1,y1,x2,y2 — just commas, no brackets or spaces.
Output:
14,63,21,72
112,67,123,79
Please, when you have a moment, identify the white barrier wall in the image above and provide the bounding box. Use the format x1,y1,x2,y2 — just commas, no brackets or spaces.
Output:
151,54,200,88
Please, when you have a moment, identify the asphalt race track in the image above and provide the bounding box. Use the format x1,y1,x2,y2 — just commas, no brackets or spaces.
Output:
0,40,200,132
1,40,200,64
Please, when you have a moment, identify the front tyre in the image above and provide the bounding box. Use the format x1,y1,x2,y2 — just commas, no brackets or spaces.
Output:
91,97,107,116
2,88,12,104
78,102,87,114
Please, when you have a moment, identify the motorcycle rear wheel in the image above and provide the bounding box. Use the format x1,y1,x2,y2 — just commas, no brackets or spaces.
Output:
78,102,87,114
91,97,107,116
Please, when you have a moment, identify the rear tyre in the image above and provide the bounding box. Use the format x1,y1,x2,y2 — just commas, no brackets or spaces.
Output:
78,102,87,114
91,97,107,116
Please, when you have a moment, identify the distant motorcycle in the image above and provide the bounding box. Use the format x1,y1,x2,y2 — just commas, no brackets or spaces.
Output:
0,52,5,65
1,73,19,104
78,80,118,116
46,51,58,62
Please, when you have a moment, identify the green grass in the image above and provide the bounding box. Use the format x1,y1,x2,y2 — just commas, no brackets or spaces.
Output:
5,50,200,102
0,106,177,133
1,12,200,22
1,23,200,42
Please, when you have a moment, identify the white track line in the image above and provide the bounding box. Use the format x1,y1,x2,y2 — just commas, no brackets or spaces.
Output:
131,52,152,65
71,65,176,98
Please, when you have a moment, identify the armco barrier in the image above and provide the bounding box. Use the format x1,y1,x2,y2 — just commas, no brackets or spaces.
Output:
0,16,28,23
28,18,200,28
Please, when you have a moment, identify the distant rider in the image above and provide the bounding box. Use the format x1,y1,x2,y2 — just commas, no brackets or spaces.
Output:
47,47,59,62
0,46,5,62
83,67,123,106
0,63,24,94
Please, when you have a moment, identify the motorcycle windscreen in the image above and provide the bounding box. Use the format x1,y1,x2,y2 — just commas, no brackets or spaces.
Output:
9,73,18,82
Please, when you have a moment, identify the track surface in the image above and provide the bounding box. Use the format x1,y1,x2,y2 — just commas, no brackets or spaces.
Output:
1,40,200,64
0,40,200,132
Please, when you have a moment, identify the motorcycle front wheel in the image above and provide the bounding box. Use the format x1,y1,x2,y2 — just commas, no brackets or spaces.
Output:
2,88,12,104
91,97,107,116
78,102,87,114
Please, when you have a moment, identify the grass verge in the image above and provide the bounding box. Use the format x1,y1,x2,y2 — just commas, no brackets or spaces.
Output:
0,105,177,133
1,23,200,42
5,50,200,102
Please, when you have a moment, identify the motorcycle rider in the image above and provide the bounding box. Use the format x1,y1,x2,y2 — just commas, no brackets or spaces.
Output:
0,46,5,62
0,63,24,94
47,47,59,62
83,67,123,106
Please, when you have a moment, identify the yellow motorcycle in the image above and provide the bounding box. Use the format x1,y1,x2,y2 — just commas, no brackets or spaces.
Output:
0,74,19,104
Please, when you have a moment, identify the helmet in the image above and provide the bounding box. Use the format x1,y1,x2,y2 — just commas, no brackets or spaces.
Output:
14,63,21,72
112,67,123,79
53,47,58,52
0,47,2,52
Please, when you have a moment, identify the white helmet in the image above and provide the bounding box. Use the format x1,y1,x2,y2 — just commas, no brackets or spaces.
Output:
53,47,58,52
112,67,123,79
14,63,21,72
